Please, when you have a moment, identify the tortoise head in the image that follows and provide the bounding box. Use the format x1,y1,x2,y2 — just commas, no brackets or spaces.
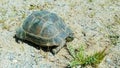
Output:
66,32,74,42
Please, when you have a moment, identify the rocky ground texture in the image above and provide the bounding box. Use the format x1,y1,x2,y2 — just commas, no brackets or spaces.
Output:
0,0,120,68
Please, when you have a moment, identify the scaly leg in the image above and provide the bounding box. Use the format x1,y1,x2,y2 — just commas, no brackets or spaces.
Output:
52,40,65,54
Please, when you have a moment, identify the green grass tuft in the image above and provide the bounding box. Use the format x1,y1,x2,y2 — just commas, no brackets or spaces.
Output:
67,45,107,68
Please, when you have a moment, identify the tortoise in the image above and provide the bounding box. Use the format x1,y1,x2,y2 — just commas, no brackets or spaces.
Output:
15,10,74,54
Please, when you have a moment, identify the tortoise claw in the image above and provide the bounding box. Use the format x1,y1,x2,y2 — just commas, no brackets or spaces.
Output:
51,49,58,55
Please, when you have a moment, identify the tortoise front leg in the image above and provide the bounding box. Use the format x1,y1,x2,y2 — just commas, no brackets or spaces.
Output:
52,40,65,54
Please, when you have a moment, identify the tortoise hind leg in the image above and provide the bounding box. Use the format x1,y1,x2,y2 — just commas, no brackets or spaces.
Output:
14,35,20,43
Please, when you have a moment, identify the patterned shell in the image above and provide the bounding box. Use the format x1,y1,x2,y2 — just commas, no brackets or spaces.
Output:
21,10,72,46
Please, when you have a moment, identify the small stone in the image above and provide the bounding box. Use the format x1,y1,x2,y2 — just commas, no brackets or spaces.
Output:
106,58,112,64
12,59,18,63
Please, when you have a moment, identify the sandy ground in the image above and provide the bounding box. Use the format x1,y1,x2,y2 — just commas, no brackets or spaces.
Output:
0,0,120,68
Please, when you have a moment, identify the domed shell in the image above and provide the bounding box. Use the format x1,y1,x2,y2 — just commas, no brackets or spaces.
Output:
21,10,72,46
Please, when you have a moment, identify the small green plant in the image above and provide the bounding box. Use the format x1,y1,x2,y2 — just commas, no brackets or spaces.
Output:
67,45,107,68
89,0,93,2
29,4,42,10
108,35,119,45
2,23,10,30
0,19,5,23
114,14,120,24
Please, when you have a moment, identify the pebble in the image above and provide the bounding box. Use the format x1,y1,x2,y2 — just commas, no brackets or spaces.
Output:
105,58,112,64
